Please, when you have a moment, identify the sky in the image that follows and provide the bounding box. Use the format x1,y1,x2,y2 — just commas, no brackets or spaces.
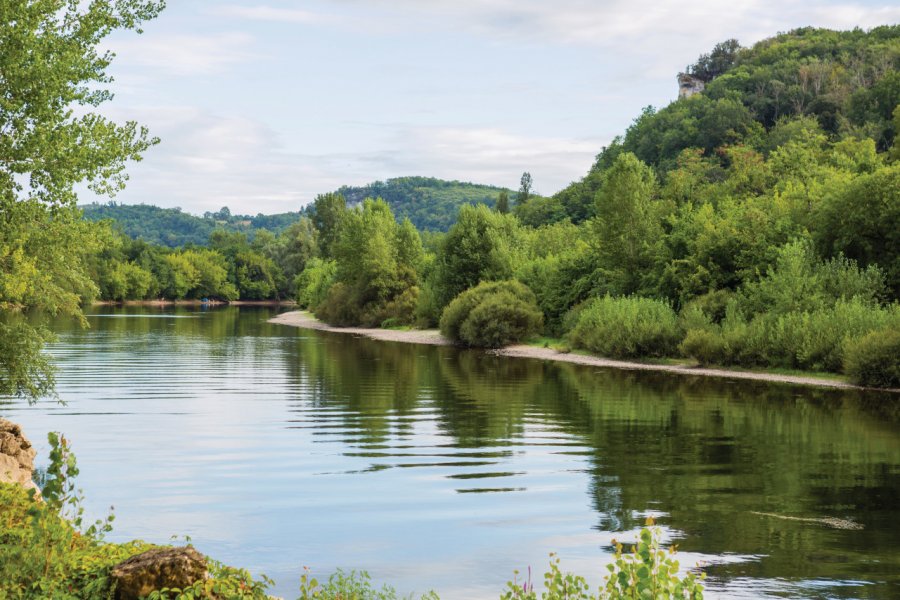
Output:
95,0,900,215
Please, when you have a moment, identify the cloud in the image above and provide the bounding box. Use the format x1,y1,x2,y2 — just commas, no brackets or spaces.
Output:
90,106,602,214
110,32,257,75
335,0,900,49
215,4,333,25
378,127,602,194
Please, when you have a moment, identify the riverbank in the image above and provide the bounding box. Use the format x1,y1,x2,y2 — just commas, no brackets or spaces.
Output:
269,310,896,392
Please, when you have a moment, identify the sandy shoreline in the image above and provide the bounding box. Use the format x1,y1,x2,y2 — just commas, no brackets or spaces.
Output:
269,310,894,392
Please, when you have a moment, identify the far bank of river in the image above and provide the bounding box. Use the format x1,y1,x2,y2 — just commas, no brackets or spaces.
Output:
269,310,894,393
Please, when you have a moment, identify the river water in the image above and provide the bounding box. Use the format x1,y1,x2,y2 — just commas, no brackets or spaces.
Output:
2,306,898,599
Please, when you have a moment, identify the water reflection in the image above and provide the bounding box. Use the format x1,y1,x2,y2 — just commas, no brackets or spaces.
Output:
3,306,898,599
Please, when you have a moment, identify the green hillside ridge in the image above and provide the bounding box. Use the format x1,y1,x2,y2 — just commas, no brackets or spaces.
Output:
80,203,303,248
81,178,520,247
527,25,900,225
335,176,519,231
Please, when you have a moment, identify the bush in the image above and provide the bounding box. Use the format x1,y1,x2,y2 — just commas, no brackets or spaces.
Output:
566,295,680,359
844,328,900,388
711,299,900,372
295,259,337,310
679,329,727,365
439,280,543,348
502,518,704,599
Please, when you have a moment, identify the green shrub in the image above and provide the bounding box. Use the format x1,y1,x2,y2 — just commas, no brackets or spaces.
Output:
844,328,900,388
296,258,338,310
566,295,680,359
501,518,704,600
679,329,727,365
315,282,360,326
714,299,900,372
439,280,543,348
299,568,438,600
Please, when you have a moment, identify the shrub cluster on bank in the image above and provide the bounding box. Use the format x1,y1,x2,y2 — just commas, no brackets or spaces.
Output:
439,280,543,348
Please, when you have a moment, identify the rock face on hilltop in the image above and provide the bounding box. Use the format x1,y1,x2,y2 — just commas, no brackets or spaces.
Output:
111,547,209,600
0,418,38,493
677,72,705,99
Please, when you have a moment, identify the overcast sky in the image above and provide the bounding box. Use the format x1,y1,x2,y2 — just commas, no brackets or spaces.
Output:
95,0,900,215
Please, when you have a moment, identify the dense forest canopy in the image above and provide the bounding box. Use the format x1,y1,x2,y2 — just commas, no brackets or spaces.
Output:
334,176,518,231
80,202,304,247
80,177,520,247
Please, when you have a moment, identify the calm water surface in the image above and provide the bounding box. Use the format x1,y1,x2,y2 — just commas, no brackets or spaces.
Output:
2,306,899,599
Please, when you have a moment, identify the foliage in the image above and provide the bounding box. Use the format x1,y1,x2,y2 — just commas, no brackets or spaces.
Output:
296,259,338,310
591,153,670,296
335,176,514,232
501,519,704,599
316,200,423,327
681,298,900,374
439,281,543,348
567,296,680,359
1,433,272,600
814,164,900,296
298,568,439,600
843,328,900,388
145,561,273,600
0,0,162,399
429,204,524,313
81,202,304,247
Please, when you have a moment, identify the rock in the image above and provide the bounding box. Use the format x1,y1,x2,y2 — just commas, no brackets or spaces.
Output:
677,72,705,99
111,547,208,599
0,418,38,493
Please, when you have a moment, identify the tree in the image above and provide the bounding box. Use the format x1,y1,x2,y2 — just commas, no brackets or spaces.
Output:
318,199,422,326
0,0,163,399
431,204,522,309
496,190,509,214
311,192,347,258
518,172,533,204
591,152,666,295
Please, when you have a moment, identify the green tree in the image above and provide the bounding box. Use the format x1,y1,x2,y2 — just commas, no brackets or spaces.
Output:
431,204,523,311
591,152,667,295
496,190,509,214
518,172,533,205
0,0,162,399
311,192,347,258
318,199,422,326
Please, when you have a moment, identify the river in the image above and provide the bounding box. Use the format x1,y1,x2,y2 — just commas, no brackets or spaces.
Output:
2,306,898,599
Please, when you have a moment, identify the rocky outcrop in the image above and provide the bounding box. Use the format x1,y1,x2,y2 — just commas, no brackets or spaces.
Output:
677,73,705,99
0,418,38,493
111,547,208,599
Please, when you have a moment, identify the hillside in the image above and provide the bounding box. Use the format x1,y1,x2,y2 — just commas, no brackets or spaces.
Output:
83,177,516,245
538,25,900,224
335,176,513,231
80,203,303,247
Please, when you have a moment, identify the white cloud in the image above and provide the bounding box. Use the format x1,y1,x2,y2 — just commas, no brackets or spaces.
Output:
110,32,257,75
216,4,333,24
381,127,602,194
348,0,900,48
90,106,602,214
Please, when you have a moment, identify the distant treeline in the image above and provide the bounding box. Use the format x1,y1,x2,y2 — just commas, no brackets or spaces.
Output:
81,178,519,248
85,26,900,387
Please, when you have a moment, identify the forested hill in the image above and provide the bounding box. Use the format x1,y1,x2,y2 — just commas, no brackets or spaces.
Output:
80,203,303,247
82,177,516,245
335,176,514,231
526,25,900,226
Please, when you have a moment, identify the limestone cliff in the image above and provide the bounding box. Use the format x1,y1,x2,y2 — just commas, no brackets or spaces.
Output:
0,418,39,493
677,73,705,99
